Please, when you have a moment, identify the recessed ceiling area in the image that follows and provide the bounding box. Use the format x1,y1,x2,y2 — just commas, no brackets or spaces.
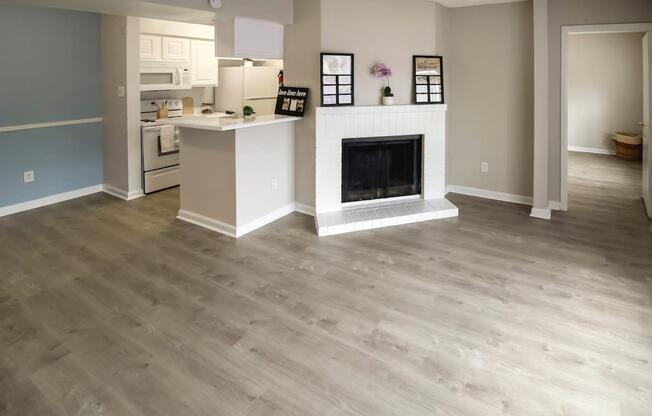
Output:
434,0,526,8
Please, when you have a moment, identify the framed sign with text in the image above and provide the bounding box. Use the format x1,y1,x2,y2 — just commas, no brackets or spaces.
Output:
275,87,309,117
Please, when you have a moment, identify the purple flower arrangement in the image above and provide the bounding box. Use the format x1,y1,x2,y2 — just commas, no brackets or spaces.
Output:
370,63,394,97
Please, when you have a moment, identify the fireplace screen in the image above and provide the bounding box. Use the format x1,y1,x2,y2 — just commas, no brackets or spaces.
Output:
341,135,422,203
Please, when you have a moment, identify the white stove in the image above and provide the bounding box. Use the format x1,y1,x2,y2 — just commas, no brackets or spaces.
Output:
140,99,182,194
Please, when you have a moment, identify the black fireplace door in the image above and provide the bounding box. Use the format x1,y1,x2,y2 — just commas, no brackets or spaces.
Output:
341,136,422,203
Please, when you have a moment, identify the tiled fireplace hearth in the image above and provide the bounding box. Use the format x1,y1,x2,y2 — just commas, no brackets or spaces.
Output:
315,104,458,236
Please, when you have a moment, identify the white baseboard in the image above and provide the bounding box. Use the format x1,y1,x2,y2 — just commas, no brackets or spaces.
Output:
568,146,616,155
127,190,145,200
548,200,563,211
177,209,237,238
178,203,296,238
0,184,103,218
294,202,315,216
446,185,533,206
237,203,296,237
530,207,551,220
103,185,144,201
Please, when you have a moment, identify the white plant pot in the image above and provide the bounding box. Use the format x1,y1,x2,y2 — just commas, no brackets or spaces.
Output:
382,96,394,106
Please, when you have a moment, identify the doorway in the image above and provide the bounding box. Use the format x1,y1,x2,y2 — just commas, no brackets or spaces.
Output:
561,23,652,219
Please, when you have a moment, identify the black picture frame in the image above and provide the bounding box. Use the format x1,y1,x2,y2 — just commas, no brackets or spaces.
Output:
320,53,355,107
275,87,309,117
413,55,444,105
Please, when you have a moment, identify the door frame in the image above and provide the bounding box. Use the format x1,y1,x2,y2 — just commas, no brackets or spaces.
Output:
560,23,652,211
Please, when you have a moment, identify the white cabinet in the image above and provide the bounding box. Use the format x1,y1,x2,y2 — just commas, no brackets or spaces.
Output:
140,35,161,61
191,40,218,87
234,18,283,60
161,37,190,62
140,35,190,63
216,17,284,60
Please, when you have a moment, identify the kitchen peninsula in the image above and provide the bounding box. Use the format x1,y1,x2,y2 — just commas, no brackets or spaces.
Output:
162,114,300,237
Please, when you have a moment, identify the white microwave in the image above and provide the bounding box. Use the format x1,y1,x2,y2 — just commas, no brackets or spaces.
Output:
140,63,191,91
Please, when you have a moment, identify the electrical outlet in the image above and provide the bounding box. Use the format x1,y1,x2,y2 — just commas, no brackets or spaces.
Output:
271,178,279,191
24,170,35,183
481,162,489,173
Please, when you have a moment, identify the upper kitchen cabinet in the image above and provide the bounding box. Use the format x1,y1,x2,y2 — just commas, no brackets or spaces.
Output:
191,40,218,87
161,37,190,62
216,17,284,60
140,35,162,61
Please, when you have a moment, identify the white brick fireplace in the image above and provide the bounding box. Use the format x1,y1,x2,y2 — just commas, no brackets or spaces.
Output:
315,104,458,236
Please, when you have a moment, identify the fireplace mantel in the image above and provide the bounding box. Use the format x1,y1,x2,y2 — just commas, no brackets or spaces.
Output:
314,104,457,236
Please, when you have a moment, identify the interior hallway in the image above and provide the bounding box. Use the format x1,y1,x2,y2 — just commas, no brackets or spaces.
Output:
566,151,648,227
0,153,651,416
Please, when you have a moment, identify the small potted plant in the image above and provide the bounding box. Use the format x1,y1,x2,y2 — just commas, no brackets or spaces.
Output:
371,63,394,105
243,105,256,120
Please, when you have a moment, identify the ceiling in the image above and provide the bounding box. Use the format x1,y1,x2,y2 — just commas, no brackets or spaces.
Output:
0,0,530,24
434,0,526,7
0,0,294,25
0,0,217,24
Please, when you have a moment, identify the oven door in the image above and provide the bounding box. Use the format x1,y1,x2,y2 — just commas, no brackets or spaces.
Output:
142,126,180,172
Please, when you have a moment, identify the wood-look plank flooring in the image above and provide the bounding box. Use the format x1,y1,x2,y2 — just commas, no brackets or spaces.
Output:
1,152,651,416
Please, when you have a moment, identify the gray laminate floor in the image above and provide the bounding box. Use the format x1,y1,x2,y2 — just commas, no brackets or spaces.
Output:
1,152,651,416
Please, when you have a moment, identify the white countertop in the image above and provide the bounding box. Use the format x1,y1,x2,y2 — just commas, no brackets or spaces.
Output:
159,114,301,132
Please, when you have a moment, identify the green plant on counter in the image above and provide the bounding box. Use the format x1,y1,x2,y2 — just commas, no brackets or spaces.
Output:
243,106,256,117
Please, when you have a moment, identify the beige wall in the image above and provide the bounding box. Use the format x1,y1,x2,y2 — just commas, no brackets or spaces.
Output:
568,33,644,152
101,14,129,192
236,123,295,225
321,0,437,106
180,128,237,224
547,0,652,202
434,2,451,182
101,14,141,195
284,0,321,208
447,1,534,197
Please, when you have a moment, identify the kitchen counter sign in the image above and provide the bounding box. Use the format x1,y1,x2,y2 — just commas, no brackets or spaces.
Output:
275,87,309,117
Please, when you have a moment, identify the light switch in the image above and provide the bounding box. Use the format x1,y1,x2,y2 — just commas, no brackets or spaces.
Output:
24,170,35,183
117,86,125,97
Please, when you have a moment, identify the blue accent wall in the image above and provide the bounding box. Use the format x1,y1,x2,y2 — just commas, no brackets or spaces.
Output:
0,6,103,207
0,124,103,206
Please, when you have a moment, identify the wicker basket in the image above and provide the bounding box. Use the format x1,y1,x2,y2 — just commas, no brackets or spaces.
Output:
612,132,642,161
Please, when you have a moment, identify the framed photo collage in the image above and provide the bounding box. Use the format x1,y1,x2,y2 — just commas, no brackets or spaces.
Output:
320,53,354,106
413,55,444,104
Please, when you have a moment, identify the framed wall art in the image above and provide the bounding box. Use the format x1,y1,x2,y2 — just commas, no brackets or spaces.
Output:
275,87,309,117
413,55,444,104
320,53,354,106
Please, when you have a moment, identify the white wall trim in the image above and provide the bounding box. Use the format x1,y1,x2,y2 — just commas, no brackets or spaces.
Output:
446,185,533,206
530,206,552,220
561,23,652,212
237,203,296,237
177,209,237,238
568,146,616,155
0,117,103,133
0,185,103,218
102,185,144,201
294,202,315,216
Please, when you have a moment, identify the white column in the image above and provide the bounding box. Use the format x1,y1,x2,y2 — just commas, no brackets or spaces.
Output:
531,0,551,220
